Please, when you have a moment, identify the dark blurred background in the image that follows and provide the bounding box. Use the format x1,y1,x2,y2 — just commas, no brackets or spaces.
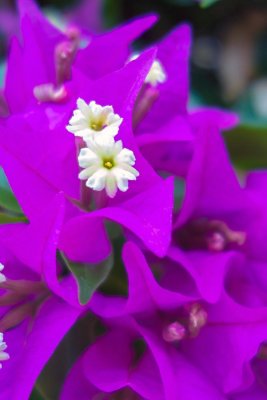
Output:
1,0,267,169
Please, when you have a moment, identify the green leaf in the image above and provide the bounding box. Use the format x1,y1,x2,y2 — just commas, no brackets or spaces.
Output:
30,387,45,400
0,212,27,224
100,236,128,296
225,124,267,170
0,168,23,215
200,0,220,8
59,252,114,305
174,178,185,212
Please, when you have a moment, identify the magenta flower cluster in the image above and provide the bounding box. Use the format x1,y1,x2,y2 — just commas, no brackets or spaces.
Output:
0,0,266,399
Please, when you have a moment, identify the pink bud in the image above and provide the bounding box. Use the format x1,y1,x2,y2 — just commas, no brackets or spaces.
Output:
187,303,208,337
55,39,78,84
163,321,186,343
206,232,226,251
207,220,246,250
33,84,68,103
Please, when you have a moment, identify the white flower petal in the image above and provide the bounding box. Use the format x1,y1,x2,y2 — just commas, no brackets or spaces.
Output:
0,352,9,362
116,148,136,165
120,163,140,177
106,113,122,126
78,149,100,169
0,333,9,368
93,135,115,148
77,98,91,117
78,165,99,180
145,59,167,87
0,264,6,283
86,168,107,191
100,105,114,119
69,112,84,125
99,125,120,138
113,167,137,182
105,173,118,198
117,178,129,192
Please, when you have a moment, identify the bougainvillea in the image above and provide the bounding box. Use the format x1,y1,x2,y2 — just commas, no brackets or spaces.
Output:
0,1,266,399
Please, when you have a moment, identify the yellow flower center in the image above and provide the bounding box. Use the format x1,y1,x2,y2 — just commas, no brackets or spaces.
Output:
91,121,104,131
103,159,115,169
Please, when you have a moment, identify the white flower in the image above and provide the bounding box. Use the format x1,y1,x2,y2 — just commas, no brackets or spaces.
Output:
66,99,123,140
0,263,6,284
0,333,9,368
145,59,167,87
129,54,167,87
78,136,139,198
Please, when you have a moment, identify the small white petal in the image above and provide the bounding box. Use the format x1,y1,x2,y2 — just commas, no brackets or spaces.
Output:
106,114,123,130
78,165,99,180
0,333,9,368
145,59,167,87
119,163,139,177
0,352,9,362
0,264,6,283
99,125,120,138
99,105,114,119
113,167,137,182
78,148,100,168
105,173,118,198
80,129,100,140
129,53,167,87
86,168,107,191
77,98,91,117
116,148,136,165
117,179,129,192
113,140,123,155
69,112,84,125
92,135,115,149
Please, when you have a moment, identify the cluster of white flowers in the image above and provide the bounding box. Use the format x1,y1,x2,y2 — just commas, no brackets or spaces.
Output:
67,99,139,198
